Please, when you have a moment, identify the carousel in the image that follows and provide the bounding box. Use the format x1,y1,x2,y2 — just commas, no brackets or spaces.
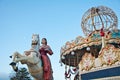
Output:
60,6,120,80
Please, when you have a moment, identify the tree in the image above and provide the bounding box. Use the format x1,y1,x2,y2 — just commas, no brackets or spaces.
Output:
10,67,32,80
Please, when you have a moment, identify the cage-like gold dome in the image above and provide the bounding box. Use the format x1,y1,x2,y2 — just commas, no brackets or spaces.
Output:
81,6,118,36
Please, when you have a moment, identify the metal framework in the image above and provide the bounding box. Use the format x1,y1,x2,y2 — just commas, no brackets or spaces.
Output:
81,6,118,36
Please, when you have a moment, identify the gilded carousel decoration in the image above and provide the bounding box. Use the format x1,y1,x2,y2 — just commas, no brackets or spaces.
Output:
60,6,120,80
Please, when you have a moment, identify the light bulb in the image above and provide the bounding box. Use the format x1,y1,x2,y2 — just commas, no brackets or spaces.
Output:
71,51,75,55
61,56,65,59
86,47,90,51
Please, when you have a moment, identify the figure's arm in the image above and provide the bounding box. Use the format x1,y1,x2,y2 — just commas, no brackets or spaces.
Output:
45,45,53,55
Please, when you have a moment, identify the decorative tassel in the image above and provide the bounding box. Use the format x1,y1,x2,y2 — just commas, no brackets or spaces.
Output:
64,65,71,79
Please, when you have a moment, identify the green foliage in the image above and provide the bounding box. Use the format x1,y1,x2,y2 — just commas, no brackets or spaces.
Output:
10,67,32,80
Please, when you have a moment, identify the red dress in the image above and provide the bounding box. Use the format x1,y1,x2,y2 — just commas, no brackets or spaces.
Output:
39,45,53,80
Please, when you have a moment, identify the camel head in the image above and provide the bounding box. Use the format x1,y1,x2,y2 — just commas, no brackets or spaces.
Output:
32,34,40,46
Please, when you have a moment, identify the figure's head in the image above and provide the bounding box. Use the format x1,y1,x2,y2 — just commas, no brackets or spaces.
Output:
41,38,47,45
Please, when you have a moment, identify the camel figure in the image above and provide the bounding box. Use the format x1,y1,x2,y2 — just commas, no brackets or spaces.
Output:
10,34,44,80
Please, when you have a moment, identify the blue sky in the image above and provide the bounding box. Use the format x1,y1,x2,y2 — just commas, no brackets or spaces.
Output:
0,0,120,80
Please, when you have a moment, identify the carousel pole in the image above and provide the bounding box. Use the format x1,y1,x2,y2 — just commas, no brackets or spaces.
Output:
65,59,67,80
77,53,81,80
69,58,71,80
96,8,106,48
65,64,67,80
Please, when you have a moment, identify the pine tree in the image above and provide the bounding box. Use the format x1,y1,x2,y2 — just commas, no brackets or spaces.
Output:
10,67,32,80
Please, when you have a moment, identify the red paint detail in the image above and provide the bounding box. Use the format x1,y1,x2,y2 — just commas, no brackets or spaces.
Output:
100,28,105,37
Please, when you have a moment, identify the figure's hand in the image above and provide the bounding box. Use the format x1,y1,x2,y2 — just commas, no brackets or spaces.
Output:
44,48,49,52
45,49,53,55
39,48,45,53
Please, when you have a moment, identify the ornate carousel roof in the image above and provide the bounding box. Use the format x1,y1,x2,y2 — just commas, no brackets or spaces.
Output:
60,6,120,67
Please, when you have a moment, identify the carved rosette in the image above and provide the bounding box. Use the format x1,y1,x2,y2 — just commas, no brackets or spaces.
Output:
79,53,95,71
99,45,120,66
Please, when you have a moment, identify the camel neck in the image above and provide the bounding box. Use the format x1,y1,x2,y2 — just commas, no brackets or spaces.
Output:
32,45,39,52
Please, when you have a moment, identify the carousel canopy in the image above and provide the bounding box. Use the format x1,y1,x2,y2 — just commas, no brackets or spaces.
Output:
60,6,120,67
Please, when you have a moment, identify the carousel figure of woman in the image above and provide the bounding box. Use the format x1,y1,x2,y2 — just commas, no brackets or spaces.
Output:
39,38,53,80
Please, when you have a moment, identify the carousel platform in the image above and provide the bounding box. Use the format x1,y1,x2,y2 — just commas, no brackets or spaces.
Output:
81,65,120,80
